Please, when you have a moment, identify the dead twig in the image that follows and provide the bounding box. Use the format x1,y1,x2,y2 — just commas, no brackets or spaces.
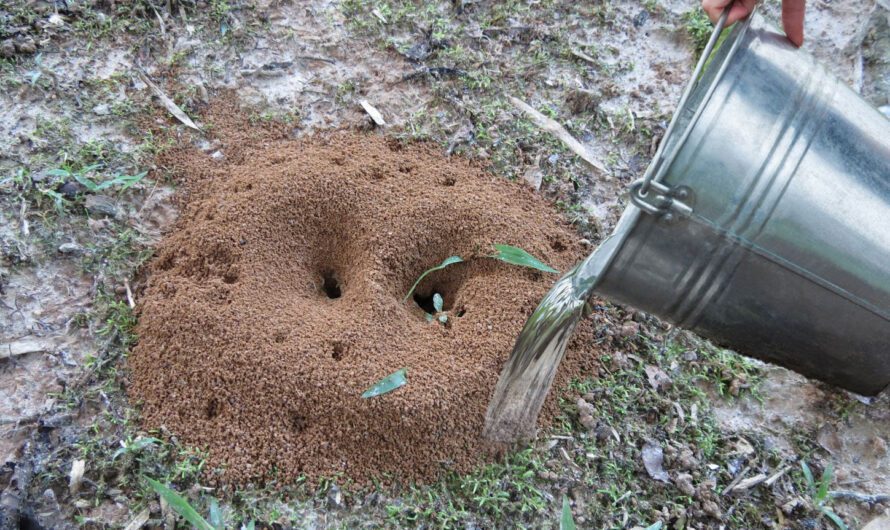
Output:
359,100,386,127
763,466,789,487
829,490,890,505
721,465,751,496
507,96,609,176
136,68,201,131
124,279,136,309
123,508,151,530
570,49,598,65
1,339,51,361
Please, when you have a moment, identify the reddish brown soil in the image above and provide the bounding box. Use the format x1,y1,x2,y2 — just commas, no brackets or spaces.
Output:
129,115,601,485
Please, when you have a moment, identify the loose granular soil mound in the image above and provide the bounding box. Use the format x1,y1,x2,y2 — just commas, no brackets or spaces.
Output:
130,124,601,486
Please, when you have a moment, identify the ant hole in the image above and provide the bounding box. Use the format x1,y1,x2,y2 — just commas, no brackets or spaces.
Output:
290,412,307,433
456,307,466,317
550,239,567,252
413,291,440,314
245,183,253,191
332,342,345,361
321,272,342,299
205,398,221,419
441,177,457,186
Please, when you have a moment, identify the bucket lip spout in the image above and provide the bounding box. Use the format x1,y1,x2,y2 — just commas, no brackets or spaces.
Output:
584,11,759,293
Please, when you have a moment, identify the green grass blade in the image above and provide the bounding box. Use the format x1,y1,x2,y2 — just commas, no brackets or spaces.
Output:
560,496,576,530
644,523,664,530
208,497,223,530
71,172,100,193
491,244,557,273
404,256,463,302
817,463,833,503
821,507,847,530
145,477,214,530
117,171,149,190
45,168,72,177
361,368,408,399
800,461,815,490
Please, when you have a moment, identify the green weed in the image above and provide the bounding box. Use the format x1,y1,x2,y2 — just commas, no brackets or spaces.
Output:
682,10,713,56
800,461,847,529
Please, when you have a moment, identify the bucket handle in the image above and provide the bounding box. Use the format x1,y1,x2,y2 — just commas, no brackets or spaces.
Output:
630,6,733,218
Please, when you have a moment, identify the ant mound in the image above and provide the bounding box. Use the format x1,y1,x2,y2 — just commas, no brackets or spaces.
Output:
130,130,600,486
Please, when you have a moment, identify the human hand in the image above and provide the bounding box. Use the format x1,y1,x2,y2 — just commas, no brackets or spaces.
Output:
701,0,805,47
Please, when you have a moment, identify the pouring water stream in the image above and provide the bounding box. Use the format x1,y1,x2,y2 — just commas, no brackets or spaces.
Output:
482,249,606,442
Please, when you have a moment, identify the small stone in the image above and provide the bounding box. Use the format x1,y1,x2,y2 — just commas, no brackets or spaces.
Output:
58,242,83,255
15,38,36,54
674,473,696,496
594,423,611,443
364,491,382,507
326,484,342,509
84,195,119,218
58,181,82,198
578,239,591,247
210,150,225,161
93,104,111,116
0,40,15,58
565,87,602,115
579,413,596,431
701,499,721,519
728,378,744,397
576,398,595,417
619,321,640,338
115,285,128,295
677,448,699,470
782,497,803,515
536,470,558,481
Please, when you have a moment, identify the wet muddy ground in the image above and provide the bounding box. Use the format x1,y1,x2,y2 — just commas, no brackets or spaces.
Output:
1,0,888,528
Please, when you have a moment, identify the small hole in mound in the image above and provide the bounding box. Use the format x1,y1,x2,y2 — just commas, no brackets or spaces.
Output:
289,412,307,433
441,177,457,186
456,307,466,317
205,398,221,419
273,331,287,343
246,183,253,191
413,290,451,314
223,267,239,284
17,514,44,530
550,238,567,252
332,342,346,361
321,272,342,299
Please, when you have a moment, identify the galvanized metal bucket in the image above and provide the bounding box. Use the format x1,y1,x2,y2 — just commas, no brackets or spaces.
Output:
588,8,890,395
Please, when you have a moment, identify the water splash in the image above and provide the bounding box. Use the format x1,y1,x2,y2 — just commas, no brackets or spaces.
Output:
482,251,605,442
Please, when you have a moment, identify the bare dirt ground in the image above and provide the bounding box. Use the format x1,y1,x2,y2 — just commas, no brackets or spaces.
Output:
1,0,888,529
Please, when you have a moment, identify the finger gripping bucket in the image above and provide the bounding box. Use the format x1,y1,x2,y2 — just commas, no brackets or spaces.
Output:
590,9,890,395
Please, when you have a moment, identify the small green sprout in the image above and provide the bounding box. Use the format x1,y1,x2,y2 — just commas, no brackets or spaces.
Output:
491,244,558,273
362,368,408,398
46,164,147,193
800,461,847,530
404,255,464,303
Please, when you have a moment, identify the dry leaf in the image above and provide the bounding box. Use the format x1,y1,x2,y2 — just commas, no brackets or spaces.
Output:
642,442,670,483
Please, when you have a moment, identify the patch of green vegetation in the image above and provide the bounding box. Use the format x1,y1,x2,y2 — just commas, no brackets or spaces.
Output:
386,447,548,527
683,9,714,57
799,462,848,529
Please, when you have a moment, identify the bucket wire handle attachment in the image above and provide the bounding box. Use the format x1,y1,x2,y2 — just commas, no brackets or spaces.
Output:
630,6,733,218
